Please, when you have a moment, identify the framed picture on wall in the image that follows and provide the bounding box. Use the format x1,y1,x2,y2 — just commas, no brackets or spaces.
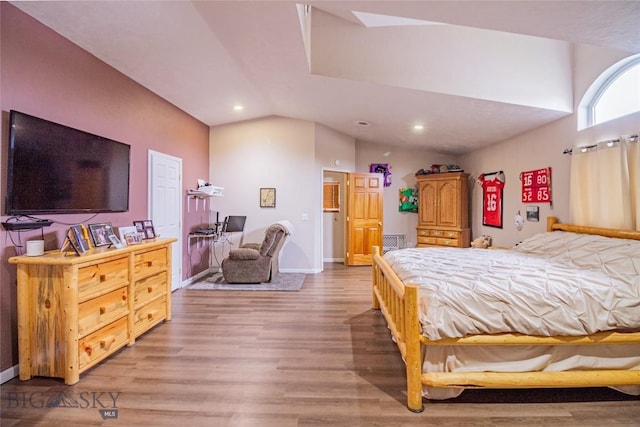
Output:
260,188,276,208
478,172,505,229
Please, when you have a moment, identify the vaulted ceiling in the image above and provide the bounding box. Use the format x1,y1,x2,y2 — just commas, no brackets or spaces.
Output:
11,1,640,154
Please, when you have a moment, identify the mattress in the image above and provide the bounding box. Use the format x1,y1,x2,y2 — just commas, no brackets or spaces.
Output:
383,231,640,340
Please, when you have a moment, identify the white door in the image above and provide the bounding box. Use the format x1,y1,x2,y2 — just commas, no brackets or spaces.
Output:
149,150,182,291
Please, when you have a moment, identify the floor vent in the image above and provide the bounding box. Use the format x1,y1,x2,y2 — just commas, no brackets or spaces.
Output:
383,234,406,254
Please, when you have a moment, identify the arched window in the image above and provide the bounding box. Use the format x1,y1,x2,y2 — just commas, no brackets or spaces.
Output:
578,54,640,130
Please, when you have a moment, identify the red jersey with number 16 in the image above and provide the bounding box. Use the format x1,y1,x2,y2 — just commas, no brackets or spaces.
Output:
479,175,505,227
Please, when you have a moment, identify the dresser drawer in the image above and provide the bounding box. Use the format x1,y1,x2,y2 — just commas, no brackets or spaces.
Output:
134,272,166,309
78,257,129,302
437,237,460,247
134,296,167,338
417,228,430,237
442,230,460,239
417,236,437,245
133,248,167,280
78,288,128,338
78,316,128,371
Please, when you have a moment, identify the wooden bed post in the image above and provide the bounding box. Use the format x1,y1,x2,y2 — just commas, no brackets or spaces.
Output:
371,247,380,310
404,284,424,413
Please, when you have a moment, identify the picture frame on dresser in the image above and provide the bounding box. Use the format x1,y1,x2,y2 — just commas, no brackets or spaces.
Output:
118,226,139,245
134,219,156,239
70,225,90,253
89,222,115,247
108,234,124,249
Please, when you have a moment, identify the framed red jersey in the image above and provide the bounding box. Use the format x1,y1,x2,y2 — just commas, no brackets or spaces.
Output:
521,167,552,203
478,173,505,228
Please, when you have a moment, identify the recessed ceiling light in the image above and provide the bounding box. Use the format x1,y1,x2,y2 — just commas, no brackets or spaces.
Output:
233,105,244,111
413,124,424,131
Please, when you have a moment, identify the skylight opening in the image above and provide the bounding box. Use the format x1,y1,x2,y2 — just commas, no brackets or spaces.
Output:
352,11,443,28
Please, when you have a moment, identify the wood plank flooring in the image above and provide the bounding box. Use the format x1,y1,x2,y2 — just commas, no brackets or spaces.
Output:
1,263,638,426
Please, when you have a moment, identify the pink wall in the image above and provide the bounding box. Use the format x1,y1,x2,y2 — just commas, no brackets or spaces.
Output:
0,3,210,373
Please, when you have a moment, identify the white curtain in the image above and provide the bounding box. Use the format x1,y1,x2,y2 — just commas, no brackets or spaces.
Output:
570,134,639,230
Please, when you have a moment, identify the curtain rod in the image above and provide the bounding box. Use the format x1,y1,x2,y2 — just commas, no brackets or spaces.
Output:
563,134,638,155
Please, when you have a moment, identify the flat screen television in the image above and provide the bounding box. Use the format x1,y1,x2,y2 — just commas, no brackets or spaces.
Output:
5,110,131,215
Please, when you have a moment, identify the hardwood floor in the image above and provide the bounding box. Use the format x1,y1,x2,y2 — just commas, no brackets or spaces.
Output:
1,263,638,426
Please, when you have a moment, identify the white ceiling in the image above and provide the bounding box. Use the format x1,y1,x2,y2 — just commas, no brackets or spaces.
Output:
11,1,640,155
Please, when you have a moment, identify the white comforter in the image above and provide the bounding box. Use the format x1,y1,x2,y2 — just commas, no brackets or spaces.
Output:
383,231,640,340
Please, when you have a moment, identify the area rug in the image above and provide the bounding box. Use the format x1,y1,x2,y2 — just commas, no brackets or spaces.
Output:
188,272,305,291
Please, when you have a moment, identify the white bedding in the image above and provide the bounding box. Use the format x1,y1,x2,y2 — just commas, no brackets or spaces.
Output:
382,231,640,399
383,231,640,340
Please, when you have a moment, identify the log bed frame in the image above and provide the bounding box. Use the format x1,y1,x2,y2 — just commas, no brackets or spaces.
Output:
371,216,640,412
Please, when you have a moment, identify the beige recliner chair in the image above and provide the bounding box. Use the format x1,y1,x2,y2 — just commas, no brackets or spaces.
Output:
221,223,290,283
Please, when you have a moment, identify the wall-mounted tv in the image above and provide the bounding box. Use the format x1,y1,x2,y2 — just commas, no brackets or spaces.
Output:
5,110,131,215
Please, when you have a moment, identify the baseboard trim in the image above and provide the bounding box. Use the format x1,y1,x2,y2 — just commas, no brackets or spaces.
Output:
1,364,19,384
180,268,216,289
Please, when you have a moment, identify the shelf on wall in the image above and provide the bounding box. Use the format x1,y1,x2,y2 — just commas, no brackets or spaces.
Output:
2,219,53,231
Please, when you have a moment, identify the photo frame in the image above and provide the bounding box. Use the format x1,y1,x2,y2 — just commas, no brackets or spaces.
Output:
526,205,540,222
108,234,125,249
134,219,156,239
89,222,115,247
60,233,81,256
123,231,142,245
260,188,276,208
70,225,90,253
118,226,138,246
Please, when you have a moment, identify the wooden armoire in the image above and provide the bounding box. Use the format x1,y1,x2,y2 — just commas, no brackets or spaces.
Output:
416,172,470,248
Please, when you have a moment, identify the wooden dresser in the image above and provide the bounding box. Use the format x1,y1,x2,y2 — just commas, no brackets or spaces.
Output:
416,172,470,248
9,238,176,385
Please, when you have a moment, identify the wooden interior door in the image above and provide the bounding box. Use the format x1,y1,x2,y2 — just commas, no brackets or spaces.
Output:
345,173,383,266
149,150,182,291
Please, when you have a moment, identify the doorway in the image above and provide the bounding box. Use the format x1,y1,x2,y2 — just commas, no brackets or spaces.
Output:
322,171,346,263
322,171,384,266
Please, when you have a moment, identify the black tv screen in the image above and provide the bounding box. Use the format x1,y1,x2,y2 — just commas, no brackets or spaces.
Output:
5,110,130,215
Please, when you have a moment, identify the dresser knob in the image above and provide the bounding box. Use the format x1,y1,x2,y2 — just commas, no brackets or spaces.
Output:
100,337,115,348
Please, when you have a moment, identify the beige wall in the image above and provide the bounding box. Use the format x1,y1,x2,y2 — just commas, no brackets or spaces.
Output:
355,142,457,248
314,123,357,265
460,44,640,247
209,116,318,272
